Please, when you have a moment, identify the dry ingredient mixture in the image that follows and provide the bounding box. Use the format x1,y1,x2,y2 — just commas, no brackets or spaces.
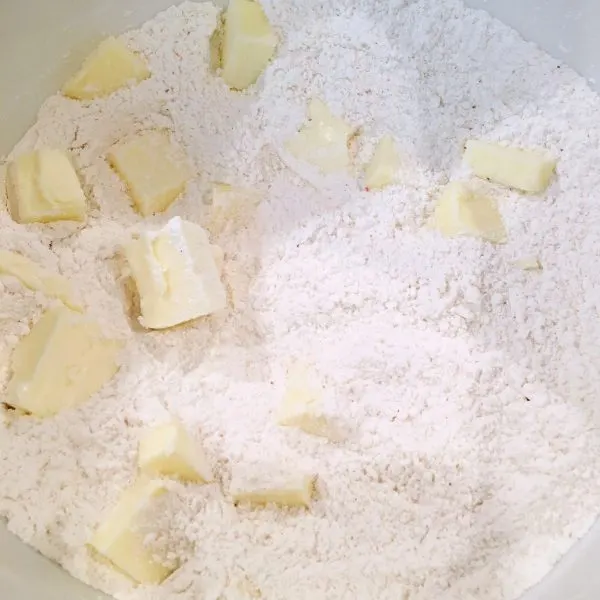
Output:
2,1,600,599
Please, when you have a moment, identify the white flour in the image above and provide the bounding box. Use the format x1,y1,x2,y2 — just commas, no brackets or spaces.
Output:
2,1,600,599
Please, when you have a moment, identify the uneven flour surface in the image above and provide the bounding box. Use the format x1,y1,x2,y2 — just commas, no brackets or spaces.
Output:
2,1,600,599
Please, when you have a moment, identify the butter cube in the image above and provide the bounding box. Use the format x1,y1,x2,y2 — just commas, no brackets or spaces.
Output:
139,420,213,483
5,306,120,417
89,478,173,585
6,149,86,223
230,465,315,508
364,135,400,190
108,130,191,216
277,363,339,440
432,182,507,244
124,217,227,329
464,140,556,193
63,37,150,100
515,257,543,271
0,250,81,311
209,183,262,234
286,99,354,174
220,0,278,90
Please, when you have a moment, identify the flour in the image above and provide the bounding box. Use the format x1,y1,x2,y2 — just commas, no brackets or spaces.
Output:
2,1,600,599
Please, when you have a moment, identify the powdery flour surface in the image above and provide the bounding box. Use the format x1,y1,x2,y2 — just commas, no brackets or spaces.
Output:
2,1,600,599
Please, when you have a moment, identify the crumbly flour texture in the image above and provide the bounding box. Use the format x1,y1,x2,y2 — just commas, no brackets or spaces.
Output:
2,1,600,599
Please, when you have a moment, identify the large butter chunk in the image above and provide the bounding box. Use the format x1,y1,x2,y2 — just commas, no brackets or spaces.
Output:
277,363,338,440
432,181,507,244
286,99,354,174
124,217,227,329
89,478,174,584
108,130,191,217
209,182,262,234
6,149,86,223
5,306,120,417
230,465,316,508
219,0,278,90
464,140,556,193
364,135,400,190
139,420,213,483
0,250,81,311
63,37,150,100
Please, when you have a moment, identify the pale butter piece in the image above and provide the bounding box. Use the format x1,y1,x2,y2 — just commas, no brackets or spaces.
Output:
464,140,556,193
364,135,400,190
230,465,316,508
89,477,174,585
221,0,278,90
124,217,227,330
6,149,86,223
139,420,213,483
63,37,150,100
432,181,507,244
0,250,81,311
286,99,354,174
108,130,191,217
5,306,120,417
277,363,338,440
209,182,262,234
515,257,543,271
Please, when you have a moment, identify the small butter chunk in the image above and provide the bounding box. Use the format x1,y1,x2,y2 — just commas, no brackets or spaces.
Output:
277,363,339,440
89,478,173,585
0,250,81,310
286,99,354,174
5,306,120,417
432,181,507,244
230,465,316,508
63,37,150,100
209,182,262,234
139,420,213,483
364,135,400,190
464,140,556,193
108,130,191,217
219,0,278,90
124,217,227,329
6,149,86,223
515,257,543,271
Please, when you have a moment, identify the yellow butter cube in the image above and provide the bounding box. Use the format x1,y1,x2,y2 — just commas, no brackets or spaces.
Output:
5,306,120,417
432,181,507,244
515,257,543,271
364,135,400,190
108,130,191,217
464,140,556,193
286,99,354,174
124,217,227,329
220,0,278,90
6,149,86,224
139,420,213,483
0,250,81,311
209,182,262,234
89,478,173,585
63,37,150,100
230,465,315,508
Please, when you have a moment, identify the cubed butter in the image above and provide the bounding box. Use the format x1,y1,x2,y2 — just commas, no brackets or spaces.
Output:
5,306,120,417
6,149,86,224
277,362,338,440
124,217,227,329
515,257,543,271
89,477,174,585
364,135,400,190
464,140,556,193
432,181,507,244
139,420,213,483
108,130,191,216
219,0,278,90
63,37,150,100
0,250,81,311
209,182,262,234
286,99,354,174
230,465,316,508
